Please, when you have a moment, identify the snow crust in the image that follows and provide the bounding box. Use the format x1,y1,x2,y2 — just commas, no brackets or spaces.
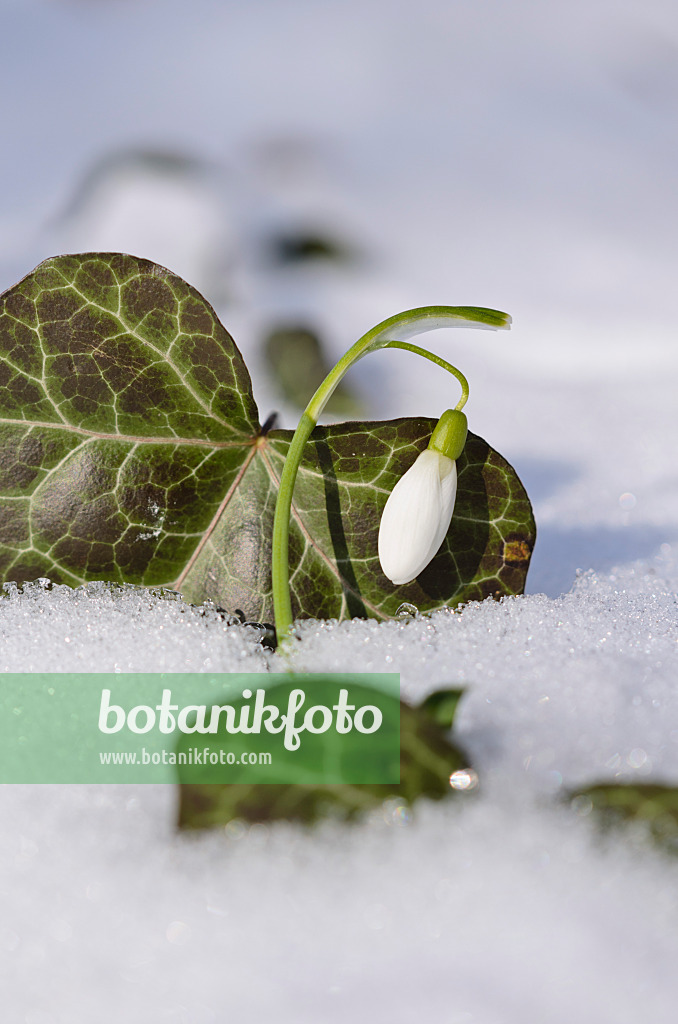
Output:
1,0,678,1019
2,559,678,1023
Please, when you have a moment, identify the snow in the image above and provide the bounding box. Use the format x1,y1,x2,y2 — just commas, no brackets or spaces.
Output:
2,0,678,1020
4,565,678,1022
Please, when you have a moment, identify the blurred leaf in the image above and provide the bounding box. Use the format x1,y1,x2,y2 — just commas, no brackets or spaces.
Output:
419,688,465,729
56,147,209,223
569,782,678,852
178,686,470,829
266,230,354,266
264,324,363,416
0,253,535,624
176,677,401,787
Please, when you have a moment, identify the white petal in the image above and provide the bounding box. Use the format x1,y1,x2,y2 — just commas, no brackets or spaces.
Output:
378,450,457,585
421,459,457,567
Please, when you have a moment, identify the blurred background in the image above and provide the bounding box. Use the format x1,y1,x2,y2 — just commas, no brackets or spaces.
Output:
2,0,677,595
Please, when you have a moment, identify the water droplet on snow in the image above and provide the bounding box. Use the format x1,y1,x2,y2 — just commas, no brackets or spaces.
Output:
628,747,648,768
396,602,418,619
224,819,247,840
449,768,478,791
381,797,411,825
571,795,593,816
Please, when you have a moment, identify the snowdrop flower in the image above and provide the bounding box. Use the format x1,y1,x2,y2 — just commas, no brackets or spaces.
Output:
378,409,467,585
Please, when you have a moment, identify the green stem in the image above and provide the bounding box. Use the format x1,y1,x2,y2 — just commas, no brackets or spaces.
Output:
271,305,510,640
383,341,469,410
270,411,315,638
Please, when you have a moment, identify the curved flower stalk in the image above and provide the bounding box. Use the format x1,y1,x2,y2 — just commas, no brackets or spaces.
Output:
271,306,511,640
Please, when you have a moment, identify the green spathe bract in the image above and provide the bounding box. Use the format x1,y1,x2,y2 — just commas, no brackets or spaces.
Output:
428,409,468,461
0,253,535,627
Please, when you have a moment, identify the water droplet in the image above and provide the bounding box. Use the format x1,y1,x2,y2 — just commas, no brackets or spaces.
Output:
396,602,418,619
571,795,593,817
381,797,411,825
224,819,247,840
449,768,478,791
628,747,648,768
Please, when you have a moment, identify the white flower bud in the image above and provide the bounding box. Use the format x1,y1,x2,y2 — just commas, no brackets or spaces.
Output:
378,449,458,585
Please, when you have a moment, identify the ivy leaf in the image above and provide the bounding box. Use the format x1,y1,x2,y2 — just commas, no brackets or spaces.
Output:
0,253,535,623
264,324,363,417
418,688,465,728
178,686,471,830
569,782,678,853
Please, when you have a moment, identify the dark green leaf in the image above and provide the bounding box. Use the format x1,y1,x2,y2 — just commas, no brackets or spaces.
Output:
419,688,465,728
568,782,678,853
266,230,354,266
264,324,363,416
0,253,535,624
176,677,402,787
178,686,471,829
